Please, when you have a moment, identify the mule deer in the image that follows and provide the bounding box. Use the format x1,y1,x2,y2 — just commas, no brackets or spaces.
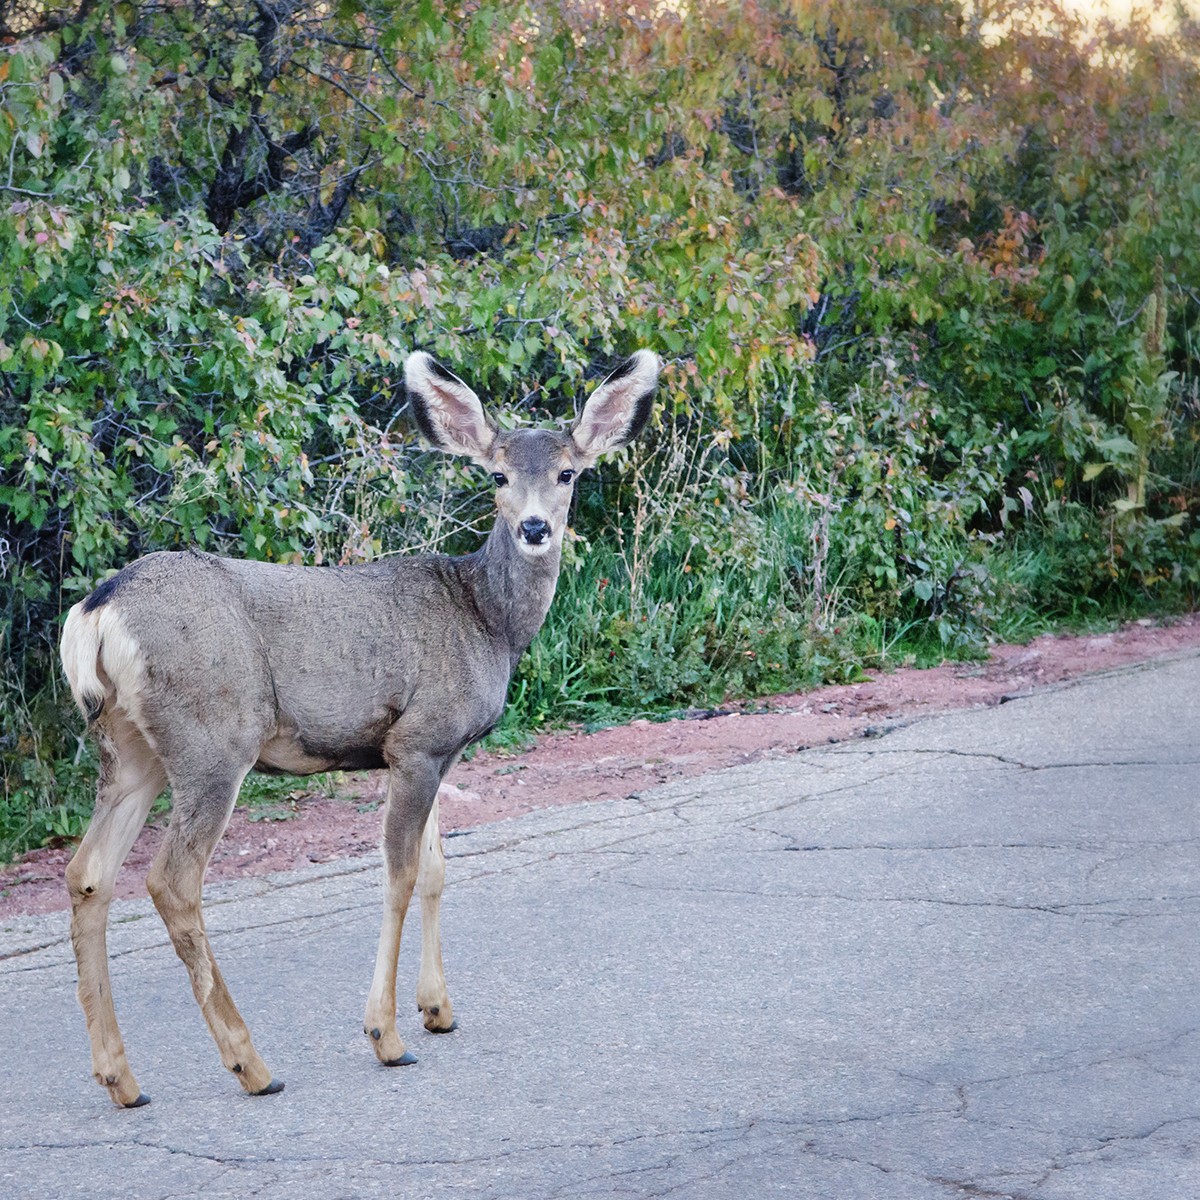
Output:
59,348,660,1107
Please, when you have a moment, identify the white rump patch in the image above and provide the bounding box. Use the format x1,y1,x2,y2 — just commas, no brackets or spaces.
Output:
60,601,149,728
97,605,149,722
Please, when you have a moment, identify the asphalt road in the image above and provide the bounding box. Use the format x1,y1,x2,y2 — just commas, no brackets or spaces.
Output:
2,652,1198,1199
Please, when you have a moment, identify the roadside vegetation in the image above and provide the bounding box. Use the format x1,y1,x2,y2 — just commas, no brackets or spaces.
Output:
2,0,1198,858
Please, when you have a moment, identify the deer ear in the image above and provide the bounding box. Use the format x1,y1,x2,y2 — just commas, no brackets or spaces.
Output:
405,352,497,461
570,350,660,465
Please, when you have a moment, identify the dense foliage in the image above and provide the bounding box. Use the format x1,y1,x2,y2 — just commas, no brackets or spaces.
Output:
2,0,1198,857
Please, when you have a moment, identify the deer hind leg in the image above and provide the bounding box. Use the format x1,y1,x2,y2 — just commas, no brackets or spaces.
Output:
146,764,281,1096
416,793,456,1033
364,753,442,1065
65,710,167,1108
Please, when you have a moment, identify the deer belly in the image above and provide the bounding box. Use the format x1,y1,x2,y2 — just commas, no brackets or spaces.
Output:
255,732,387,774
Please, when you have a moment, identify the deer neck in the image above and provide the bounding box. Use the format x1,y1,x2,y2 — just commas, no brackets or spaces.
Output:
471,522,561,664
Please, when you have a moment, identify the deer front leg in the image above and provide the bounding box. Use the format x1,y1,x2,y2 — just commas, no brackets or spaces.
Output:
364,754,440,1066
416,793,456,1033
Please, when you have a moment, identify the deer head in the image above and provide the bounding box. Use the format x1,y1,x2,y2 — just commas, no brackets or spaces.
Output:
404,350,661,558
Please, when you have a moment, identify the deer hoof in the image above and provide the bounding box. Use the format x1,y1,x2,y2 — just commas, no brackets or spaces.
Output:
383,1051,418,1067
425,1018,458,1034
123,1092,152,1109
251,1079,285,1096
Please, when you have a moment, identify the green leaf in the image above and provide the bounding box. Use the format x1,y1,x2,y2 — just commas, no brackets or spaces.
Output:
1095,436,1138,458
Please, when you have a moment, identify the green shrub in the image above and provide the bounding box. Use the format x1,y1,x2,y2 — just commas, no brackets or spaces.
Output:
2,1,1197,860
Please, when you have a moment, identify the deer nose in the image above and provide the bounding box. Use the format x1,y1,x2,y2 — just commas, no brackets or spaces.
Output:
519,517,551,545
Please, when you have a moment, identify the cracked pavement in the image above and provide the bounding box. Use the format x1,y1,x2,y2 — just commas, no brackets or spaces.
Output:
2,652,1198,1199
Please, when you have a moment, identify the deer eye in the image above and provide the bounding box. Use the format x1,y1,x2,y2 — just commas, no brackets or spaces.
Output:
492,472,508,487
558,469,576,485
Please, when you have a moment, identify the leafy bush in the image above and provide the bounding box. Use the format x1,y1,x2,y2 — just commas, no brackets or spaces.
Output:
2,0,1197,860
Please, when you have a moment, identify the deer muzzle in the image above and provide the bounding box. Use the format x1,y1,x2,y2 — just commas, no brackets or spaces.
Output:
518,517,552,546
